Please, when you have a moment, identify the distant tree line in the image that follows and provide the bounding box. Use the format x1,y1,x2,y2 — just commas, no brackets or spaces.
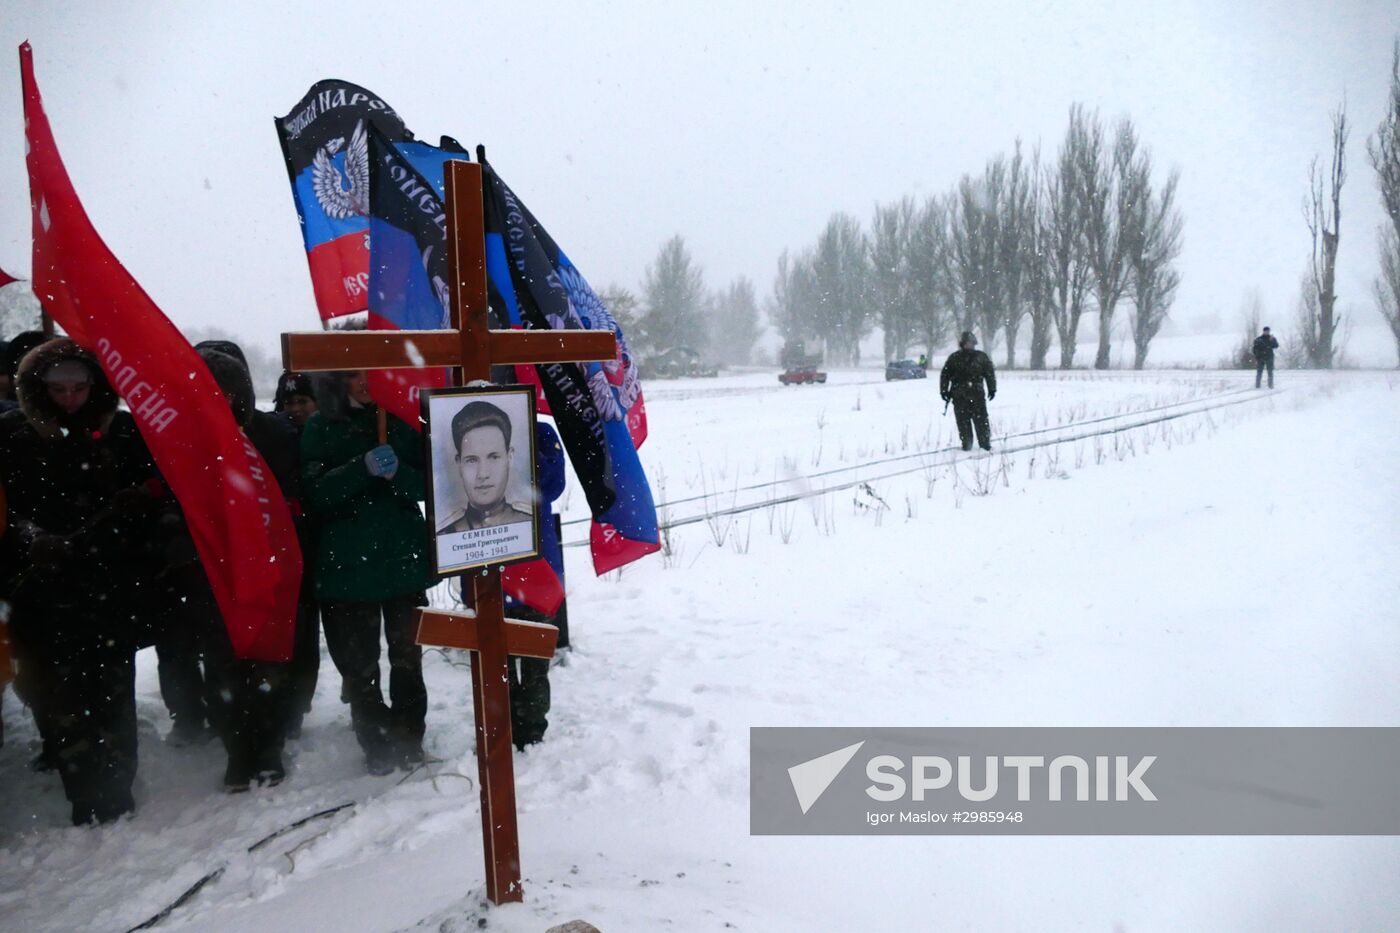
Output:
1285,36,1400,370
621,107,1184,372
1370,39,1400,368
600,235,763,370
617,41,1400,375
768,107,1183,370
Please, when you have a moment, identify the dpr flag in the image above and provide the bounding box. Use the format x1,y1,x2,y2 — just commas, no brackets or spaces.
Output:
368,136,568,612
275,80,414,322
363,126,451,428
478,155,658,573
21,43,300,662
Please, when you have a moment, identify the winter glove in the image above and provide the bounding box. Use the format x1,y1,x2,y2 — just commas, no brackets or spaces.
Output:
29,534,72,568
988,389,996,401
940,392,951,403
364,444,400,480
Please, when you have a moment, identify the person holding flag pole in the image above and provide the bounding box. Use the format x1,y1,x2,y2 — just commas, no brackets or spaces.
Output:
18,43,303,810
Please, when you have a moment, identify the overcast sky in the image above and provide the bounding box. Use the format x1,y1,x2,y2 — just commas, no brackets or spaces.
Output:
1,0,1396,353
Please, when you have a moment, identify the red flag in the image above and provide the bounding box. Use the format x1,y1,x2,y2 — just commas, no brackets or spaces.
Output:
0,265,17,288
20,43,300,662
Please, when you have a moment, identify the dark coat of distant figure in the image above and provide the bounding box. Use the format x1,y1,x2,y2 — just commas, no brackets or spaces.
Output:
1252,331,1279,389
940,336,997,452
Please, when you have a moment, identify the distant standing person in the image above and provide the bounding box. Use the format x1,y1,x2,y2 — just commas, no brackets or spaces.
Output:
1252,327,1279,389
940,331,997,452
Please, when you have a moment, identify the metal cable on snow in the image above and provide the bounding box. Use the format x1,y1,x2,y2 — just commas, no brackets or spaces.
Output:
561,387,1283,547
561,384,1254,527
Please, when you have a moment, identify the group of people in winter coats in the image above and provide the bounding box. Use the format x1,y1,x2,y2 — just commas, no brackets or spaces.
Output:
0,334,439,825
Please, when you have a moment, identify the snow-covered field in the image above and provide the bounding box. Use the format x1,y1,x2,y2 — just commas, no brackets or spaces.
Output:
2,368,1399,932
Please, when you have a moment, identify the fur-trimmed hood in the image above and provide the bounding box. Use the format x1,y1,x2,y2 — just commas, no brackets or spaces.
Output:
15,338,118,439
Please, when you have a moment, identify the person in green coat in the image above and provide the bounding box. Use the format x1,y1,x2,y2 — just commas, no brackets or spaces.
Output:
301,371,435,774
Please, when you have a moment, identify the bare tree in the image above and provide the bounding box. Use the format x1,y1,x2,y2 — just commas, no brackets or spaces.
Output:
1290,275,1322,369
641,235,708,355
1023,163,1058,370
1376,232,1400,365
1229,289,1265,369
1075,110,1139,369
709,277,762,366
768,250,804,345
948,166,1003,353
869,197,916,361
1301,103,1348,368
1369,39,1400,366
808,212,871,365
998,142,1034,367
908,196,953,358
1046,109,1092,368
597,284,642,341
1123,152,1184,369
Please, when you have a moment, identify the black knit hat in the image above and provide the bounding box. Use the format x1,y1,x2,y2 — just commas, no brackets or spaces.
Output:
273,371,315,411
959,331,978,347
198,348,254,427
193,339,248,372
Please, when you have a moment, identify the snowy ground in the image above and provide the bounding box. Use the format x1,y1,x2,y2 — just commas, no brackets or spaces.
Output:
2,368,1398,932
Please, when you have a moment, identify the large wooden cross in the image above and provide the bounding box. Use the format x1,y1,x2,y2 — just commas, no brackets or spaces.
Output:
282,159,615,905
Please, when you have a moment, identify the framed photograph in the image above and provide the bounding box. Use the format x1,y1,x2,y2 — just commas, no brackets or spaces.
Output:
421,384,540,576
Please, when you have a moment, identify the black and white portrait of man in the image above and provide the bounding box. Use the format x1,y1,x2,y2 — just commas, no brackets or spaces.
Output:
424,386,538,574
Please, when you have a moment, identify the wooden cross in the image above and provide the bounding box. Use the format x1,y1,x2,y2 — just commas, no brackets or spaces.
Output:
281,159,615,905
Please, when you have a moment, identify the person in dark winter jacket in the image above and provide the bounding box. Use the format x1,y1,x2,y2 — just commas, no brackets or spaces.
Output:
273,371,318,429
301,371,434,775
150,344,302,790
0,338,160,824
940,331,997,452
197,344,321,741
1252,327,1279,389
267,368,324,735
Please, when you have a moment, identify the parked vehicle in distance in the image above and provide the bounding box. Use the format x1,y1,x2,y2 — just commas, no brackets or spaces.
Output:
646,346,719,379
778,338,827,385
779,368,828,386
884,359,927,381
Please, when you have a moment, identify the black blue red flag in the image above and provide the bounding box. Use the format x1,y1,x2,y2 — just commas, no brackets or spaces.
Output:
275,81,414,322
363,126,452,427
478,154,658,573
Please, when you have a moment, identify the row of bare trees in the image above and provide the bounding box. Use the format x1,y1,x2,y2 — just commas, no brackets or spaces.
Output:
1370,41,1400,366
616,42,1400,373
1294,38,1400,369
768,106,1184,370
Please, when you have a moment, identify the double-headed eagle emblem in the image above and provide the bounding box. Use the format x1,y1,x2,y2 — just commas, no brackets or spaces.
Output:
311,120,369,219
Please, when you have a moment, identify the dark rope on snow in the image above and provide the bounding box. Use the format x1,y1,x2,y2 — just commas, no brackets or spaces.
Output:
124,802,355,932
